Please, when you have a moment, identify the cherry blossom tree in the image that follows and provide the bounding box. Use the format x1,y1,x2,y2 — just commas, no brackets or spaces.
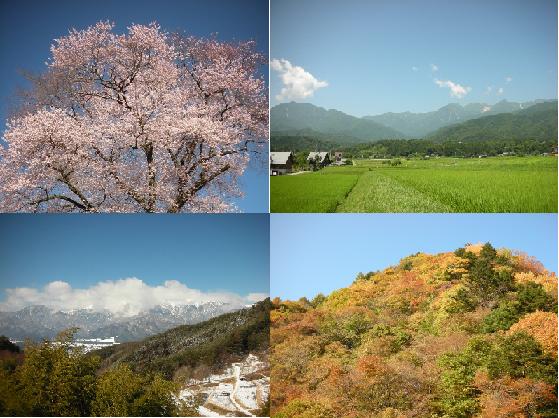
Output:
0,21,268,212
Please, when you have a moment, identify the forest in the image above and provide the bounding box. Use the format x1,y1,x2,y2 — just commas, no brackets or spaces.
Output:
343,138,556,159
0,328,181,416
270,244,557,417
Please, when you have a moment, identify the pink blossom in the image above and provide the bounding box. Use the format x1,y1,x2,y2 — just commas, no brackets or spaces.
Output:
0,21,268,212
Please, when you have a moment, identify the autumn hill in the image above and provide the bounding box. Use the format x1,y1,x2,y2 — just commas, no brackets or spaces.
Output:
271,244,558,418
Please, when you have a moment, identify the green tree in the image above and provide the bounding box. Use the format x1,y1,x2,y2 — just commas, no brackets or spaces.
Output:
466,243,514,303
483,282,557,332
15,329,99,416
309,155,320,171
293,151,310,170
132,374,178,417
516,282,557,312
487,332,557,385
435,337,492,417
92,364,178,417
320,312,373,349
92,364,144,416
310,293,327,308
482,300,522,332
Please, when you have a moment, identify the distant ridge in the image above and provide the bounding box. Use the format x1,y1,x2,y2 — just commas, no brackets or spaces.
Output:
364,99,556,138
0,302,244,342
271,102,404,141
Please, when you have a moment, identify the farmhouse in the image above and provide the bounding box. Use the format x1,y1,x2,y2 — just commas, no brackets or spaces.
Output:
307,152,330,167
330,151,343,162
270,151,294,175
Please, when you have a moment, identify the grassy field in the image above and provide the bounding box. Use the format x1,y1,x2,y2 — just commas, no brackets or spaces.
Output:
270,169,360,212
270,156,557,213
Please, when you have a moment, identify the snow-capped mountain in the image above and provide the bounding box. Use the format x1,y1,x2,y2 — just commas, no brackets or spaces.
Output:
0,302,242,342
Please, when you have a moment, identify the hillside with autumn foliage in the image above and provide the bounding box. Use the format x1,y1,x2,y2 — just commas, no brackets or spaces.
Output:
270,243,558,418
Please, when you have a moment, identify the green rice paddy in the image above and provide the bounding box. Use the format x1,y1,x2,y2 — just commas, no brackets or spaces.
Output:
270,156,557,213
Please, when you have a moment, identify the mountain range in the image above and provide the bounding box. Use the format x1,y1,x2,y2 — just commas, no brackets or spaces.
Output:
364,99,555,138
271,99,557,144
0,302,244,342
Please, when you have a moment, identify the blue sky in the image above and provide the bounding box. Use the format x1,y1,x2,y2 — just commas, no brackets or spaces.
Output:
271,0,558,116
271,214,558,300
0,214,269,302
0,0,268,212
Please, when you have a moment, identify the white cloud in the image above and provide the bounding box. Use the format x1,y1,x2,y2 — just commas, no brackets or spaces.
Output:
497,87,504,95
505,76,512,83
485,86,493,94
245,293,270,303
434,79,471,98
0,278,268,316
271,58,328,101
430,63,439,72
412,66,419,72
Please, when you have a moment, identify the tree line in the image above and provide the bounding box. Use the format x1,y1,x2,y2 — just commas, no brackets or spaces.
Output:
344,138,557,158
272,134,557,158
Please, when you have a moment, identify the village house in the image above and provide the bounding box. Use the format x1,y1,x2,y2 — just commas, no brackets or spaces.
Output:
270,151,294,175
330,151,343,162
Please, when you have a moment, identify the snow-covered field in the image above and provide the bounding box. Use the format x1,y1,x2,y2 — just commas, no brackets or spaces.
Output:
176,353,269,417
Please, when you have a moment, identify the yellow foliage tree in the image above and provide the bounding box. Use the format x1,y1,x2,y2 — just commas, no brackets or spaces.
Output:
508,311,558,358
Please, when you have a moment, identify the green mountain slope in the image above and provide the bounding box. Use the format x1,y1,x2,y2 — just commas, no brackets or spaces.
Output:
427,101,558,142
271,129,359,151
96,299,270,379
271,102,404,141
